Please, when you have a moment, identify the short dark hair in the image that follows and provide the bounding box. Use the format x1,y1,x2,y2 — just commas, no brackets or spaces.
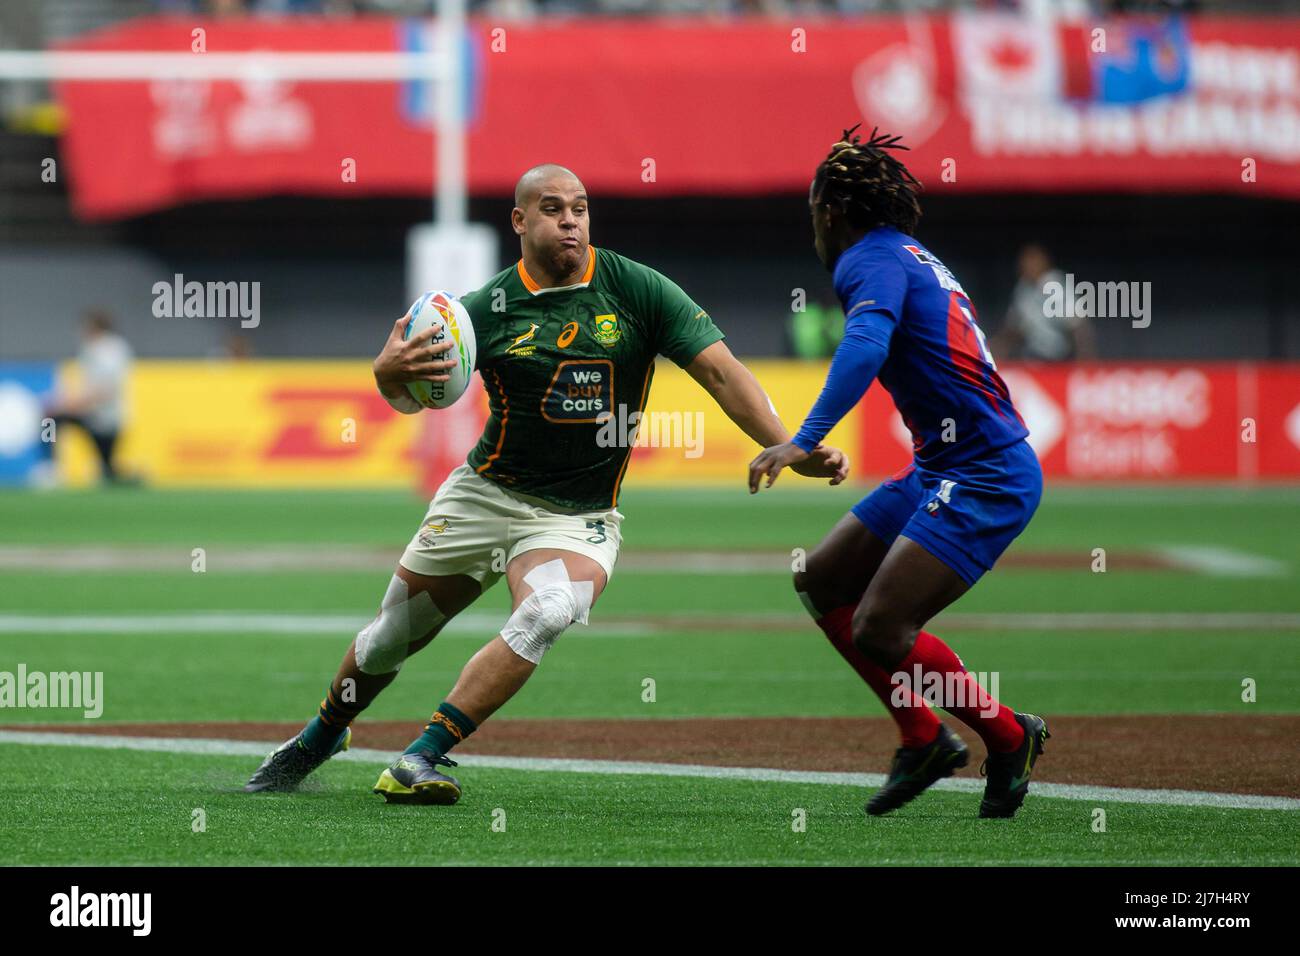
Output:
83,308,114,333
812,124,922,235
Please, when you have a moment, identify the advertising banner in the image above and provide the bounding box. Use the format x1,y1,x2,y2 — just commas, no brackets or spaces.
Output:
855,363,1300,481
50,359,1300,488
55,14,1300,220
0,363,56,487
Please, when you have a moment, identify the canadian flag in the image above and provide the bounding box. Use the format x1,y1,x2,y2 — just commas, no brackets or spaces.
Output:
951,12,1063,103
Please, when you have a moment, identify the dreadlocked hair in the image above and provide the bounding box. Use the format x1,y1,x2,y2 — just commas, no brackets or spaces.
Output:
813,124,923,235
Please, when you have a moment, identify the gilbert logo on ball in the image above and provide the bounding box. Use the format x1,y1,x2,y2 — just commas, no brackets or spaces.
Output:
403,290,478,409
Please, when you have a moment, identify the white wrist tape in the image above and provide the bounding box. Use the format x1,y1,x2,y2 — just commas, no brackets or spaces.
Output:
500,559,594,665
354,575,446,674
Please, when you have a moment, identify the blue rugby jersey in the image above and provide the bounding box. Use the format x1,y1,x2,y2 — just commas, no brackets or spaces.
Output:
792,227,1027,471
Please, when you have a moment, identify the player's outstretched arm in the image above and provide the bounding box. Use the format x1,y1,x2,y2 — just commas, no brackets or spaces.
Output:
749,313,894,492
373,315,458,414
685,341,849,490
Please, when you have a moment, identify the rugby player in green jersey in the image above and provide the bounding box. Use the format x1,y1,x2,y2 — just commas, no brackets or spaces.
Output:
245,164,849,804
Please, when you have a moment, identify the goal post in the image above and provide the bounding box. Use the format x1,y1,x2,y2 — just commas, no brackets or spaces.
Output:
0,0,497,295
0,0,498,494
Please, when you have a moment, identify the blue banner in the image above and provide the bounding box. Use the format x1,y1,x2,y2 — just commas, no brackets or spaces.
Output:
0,363,56,486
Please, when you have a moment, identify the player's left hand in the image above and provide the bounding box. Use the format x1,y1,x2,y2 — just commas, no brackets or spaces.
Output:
748,442,810,493
794,445,850,486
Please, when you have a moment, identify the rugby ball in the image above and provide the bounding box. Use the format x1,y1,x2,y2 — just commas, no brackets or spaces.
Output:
403,290,477,409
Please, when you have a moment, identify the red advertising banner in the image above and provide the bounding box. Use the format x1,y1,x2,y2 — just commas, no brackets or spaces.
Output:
855,363,1300,480
1254,364,1300,479
55,14,1300,220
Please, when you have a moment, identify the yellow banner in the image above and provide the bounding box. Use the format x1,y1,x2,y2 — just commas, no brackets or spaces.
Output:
620,359,858,488
59,361,420,488
58,359,855,489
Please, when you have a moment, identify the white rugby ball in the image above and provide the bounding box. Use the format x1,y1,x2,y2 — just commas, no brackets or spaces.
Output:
403,290,477,409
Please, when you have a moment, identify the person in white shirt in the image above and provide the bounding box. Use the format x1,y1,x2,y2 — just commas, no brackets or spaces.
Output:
48,310,134,483
993,244,1096,363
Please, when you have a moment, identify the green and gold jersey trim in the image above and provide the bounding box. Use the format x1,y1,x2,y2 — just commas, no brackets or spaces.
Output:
474,368,510,476
610,361,655,508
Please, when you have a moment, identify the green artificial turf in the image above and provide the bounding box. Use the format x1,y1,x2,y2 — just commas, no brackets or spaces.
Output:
1,485,1296,865
0,745,1293,867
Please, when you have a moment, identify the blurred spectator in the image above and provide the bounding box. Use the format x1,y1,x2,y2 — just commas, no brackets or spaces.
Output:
220,333,256,360
45,310,135,484
992,243,1097,363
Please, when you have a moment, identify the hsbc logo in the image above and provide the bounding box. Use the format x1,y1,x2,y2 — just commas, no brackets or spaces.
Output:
1066,369,1209,429
870,364,1300,479
1286,401,1300,451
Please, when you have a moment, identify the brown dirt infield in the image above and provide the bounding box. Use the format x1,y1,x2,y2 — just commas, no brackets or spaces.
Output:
9,714,1298,798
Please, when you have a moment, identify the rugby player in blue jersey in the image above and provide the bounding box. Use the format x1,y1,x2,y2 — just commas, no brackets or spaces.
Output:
749,127,1050,818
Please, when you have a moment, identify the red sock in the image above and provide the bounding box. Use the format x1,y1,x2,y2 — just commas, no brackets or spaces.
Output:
897,630,1024,753
816,606,941,748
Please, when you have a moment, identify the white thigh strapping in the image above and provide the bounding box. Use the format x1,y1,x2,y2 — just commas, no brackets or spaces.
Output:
354,575,447,675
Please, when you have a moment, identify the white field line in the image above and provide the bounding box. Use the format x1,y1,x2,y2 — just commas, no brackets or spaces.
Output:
0,544,1289,578
0,729,1296,812
1043,486,1300,506
1,611,1299,635
0,612,644,637
0,612,500,635
935,612,1300,630
1155,545,1289,578
0,546,781,575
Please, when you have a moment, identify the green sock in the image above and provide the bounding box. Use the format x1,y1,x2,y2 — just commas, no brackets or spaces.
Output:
403,701,477,757
300,684,360,755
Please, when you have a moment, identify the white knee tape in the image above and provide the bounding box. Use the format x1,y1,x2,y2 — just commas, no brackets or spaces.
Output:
354,575,446,675
500,559,594,665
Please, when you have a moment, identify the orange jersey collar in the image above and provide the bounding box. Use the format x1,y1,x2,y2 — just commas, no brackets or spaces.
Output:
516,246,597,295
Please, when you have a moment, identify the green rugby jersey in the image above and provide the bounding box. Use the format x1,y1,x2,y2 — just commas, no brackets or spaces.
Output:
460,246,724,511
